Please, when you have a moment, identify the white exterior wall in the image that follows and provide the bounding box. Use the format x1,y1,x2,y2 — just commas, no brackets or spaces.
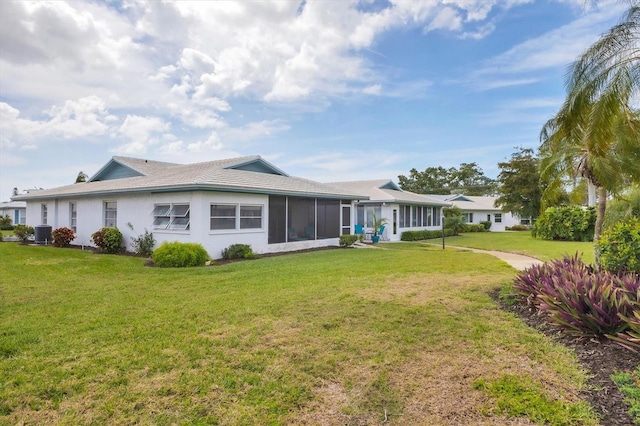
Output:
462,210,519,232
379,204,443,242
24,191,346,259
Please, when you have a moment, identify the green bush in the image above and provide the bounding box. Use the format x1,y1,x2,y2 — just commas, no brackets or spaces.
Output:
221,243,259,260
131,229,156,256
480,220,492,231
506,224,531,231
596,219,640,275
13,225,34,243
0,215,12,228
153,242,209,267
532,206,596,241
401,228,455,241
463,223,488,233
339,235,358,247
51,227,75,247
91,227,124,254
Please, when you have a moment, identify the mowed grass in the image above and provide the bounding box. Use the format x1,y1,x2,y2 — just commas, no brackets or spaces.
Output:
0,242,598,425
440,231,596,263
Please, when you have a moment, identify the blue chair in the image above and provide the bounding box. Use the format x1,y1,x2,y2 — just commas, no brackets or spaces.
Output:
377,225,386,241
354,224,364,236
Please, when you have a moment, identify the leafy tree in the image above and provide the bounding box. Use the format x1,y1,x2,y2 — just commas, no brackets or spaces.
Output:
494,147,542,220
443,206,465,235
540,2,640,252
397,166,454,194
451,162,498,196
398,163,496,196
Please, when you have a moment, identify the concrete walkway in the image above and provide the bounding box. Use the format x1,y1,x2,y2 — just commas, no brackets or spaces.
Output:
425,243,544,271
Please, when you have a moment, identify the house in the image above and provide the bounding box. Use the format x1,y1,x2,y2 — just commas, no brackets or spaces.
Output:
0,201,26,226
11,156,368,258
427,194,520,231
327,180,451,241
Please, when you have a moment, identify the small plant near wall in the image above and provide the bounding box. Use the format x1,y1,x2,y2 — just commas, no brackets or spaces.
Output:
221,244,259,260
153,242,209,267
13,225,34,243
91,227,124,254
51,227,75,247
339,235,358,247
127,223,156,256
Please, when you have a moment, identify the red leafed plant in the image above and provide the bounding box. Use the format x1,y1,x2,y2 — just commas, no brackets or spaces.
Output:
514,253,640,351
51,227,76,248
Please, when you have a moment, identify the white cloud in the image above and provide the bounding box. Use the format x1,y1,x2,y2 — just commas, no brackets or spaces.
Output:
115,115,171,154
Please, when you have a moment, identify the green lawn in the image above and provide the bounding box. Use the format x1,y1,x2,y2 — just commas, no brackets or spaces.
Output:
438,231,596,263
0,242,598,425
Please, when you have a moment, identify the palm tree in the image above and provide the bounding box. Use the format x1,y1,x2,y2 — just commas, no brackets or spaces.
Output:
540,1,640,259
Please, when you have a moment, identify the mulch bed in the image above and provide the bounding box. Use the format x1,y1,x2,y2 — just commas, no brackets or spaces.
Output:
492,289,638,425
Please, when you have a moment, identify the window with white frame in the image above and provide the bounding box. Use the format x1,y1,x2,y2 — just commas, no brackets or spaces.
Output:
41,204,47,225
104,201,117,227
153,204,190,230
240,205,262,229
70,203,77,232
494,213,502,223
210,204,263,230
463,212,473,223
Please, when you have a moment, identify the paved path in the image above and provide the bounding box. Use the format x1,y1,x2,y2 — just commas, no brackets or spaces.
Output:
425,243,544,271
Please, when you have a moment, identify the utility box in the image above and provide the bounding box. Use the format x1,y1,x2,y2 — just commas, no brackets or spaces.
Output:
34,225,52,245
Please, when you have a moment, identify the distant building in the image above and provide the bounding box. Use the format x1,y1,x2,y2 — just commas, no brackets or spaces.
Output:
0,201,27,226
426,194,520,231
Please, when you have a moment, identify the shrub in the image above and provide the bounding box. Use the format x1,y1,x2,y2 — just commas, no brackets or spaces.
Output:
131,229,156,256
532,206,596,241
339,235,358,247
400,228,455,241
0,215,12,228
596,219,640,275
51,227,75,247
480,220,492,231
13,225,34,243
153,242,209,267
514,254,640,345
506,224,530,231
221,243,259,260
463,223,487,233
91,227,124,254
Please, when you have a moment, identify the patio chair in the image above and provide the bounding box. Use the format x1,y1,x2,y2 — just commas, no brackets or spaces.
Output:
354,224,364,237
377,225,387,241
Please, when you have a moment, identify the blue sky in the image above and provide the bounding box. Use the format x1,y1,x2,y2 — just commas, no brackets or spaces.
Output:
0,0,626,200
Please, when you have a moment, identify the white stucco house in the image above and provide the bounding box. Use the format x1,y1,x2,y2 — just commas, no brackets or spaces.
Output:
0,201,26,226
12,156,369,258
427,194,520,231
327,180,451,241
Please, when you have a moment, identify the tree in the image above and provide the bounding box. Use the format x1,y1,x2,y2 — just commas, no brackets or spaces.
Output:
398,163,497,196
539,2,640,258
75,171,88,183
494,147,542,221
397,166,454,194
451,162,498,196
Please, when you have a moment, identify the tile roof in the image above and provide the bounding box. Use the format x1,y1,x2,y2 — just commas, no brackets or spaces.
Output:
328,180,451,206
13,156,367,201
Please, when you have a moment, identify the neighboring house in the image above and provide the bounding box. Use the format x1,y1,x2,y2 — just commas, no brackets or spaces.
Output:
327,180,451,241
428,194,519,231
12,156,367,258
0,201,26,226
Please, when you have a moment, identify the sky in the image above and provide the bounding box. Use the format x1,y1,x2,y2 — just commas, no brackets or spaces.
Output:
0,0,628,200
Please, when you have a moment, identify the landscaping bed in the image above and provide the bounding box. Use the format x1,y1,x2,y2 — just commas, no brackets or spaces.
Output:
494,290,638,426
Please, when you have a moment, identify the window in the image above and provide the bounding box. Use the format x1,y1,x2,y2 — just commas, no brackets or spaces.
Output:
463,212,473,223
70,203,77,232
240,205,263,229
41,204,47,225
355,204,381,228
211,204,263,230
494,213,502,223
154,204,190,230
104,201,117,227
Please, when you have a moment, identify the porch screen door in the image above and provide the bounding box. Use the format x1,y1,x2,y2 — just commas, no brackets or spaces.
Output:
341,204,351,235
